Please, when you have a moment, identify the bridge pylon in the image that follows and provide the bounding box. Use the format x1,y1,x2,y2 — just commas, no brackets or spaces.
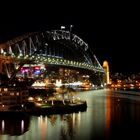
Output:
103,60,110,85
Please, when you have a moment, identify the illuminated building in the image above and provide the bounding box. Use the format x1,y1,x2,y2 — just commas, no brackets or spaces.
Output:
59,68,80,83
19,64,46,78
0,86,28,110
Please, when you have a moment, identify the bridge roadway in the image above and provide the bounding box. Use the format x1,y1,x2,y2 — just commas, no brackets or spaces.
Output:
0,54,105,80
13,55,104,72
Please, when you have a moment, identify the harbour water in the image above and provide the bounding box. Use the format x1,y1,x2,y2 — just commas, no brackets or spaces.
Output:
1,89,140,140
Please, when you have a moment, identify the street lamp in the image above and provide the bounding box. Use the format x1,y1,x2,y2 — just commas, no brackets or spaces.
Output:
70,25,73,40
70,25,73,32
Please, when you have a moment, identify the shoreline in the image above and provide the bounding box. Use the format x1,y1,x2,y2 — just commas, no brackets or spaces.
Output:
112,89,140,96
0,100,87,116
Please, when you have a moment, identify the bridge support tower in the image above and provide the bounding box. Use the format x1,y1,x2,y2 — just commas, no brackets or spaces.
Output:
103,61,110,86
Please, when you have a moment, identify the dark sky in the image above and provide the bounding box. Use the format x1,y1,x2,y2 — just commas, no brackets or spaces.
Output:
0,3,139,74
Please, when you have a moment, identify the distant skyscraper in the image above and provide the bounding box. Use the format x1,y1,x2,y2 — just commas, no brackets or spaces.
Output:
103,61,110,85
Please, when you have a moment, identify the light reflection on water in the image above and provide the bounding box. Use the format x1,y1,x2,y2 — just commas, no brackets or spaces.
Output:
1,89,140,140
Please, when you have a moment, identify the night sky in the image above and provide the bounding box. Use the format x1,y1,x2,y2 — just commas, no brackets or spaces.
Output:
0,3,139,74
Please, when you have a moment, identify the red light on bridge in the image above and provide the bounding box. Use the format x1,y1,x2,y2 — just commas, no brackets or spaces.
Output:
34,66,40,70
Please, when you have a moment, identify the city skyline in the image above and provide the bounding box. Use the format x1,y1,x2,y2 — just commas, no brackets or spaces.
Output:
0,3,140,140
0,3,139,74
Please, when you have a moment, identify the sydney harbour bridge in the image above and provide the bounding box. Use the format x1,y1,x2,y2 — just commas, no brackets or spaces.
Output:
0,29,105,86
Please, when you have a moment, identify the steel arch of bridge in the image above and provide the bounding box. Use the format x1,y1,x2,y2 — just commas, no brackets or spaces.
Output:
0,30,105,79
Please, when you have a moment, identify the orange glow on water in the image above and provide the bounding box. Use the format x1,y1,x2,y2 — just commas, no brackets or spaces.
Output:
105,90,112,138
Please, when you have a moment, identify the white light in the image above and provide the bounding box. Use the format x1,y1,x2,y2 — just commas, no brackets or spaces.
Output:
21,120,24,133
2,120,5,132
55,79,62,87
61,26,65,30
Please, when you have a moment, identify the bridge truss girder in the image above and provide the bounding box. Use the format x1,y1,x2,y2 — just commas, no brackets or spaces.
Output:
0,30,105,81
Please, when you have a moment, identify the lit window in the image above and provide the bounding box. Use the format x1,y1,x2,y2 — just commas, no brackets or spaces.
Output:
4,88,8,92
10,93,14,96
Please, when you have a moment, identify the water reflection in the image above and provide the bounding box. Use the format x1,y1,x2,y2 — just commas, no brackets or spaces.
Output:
35,113,82,140
1,89,140,140
0,114,30,136
60,113,81,140
105,90,140,139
